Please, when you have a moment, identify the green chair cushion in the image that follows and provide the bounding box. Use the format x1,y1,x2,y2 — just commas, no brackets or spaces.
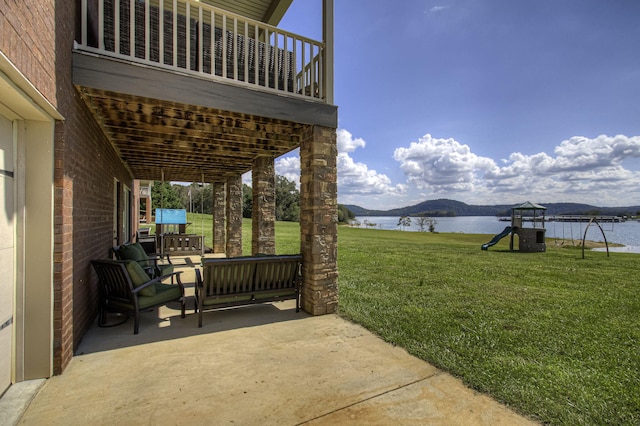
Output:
201,293,253,306
109,283,182,310
124,260,156,297
137,283,182,309
119,243,151,267
158,264,174,276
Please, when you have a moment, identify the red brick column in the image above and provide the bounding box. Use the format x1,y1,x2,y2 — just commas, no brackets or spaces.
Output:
53,131,74,375
252,156,276,255
299,125,338,315
226,176,243,257
212,182,226,254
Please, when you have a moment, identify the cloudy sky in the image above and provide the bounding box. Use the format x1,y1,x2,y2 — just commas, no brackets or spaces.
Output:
267,0,640,209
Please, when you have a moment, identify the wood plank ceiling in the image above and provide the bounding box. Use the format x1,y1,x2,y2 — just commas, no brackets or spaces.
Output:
80,87,305,183
78,0,302,184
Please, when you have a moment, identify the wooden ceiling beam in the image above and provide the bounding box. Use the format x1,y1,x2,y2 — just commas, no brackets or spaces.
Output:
102,123,301,148
79,87,307,181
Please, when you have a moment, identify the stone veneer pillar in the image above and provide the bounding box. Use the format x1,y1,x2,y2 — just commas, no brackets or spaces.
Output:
226,176,243,257
212,182,226,254
252,156,276,255
299,125,338,315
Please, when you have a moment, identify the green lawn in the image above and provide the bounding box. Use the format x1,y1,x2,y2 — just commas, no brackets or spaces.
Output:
154,215,640,424
144,213,300,255
338,226,639,425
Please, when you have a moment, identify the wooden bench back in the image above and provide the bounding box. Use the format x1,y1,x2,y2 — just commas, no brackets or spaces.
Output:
200,255,302,297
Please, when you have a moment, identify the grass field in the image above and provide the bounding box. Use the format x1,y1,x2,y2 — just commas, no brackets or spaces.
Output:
154,214,639,424
338,226,639,425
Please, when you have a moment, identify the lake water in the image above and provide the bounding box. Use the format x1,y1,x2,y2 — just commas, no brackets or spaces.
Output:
353,216,640,252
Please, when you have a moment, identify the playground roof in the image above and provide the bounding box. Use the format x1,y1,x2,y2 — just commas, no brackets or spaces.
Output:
513,201,547,210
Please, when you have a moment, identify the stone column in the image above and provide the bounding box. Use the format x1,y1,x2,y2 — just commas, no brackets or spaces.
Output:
226,175,243,257
212,182,226,254
299,125,338,315
252,156,276,255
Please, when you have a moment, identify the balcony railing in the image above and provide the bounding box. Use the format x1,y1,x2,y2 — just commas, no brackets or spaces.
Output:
76,0,325,102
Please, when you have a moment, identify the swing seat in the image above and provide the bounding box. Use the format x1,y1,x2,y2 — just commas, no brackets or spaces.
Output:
160,234,203,255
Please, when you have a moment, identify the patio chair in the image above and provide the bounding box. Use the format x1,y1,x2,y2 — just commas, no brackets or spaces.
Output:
113,242,174,282
90,259,185,334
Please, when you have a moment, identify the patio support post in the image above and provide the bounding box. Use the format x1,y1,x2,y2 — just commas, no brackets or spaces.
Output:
322,0,334,105
212,182,226,254
252,156,276,255
141,183,152,224
226,175,243,257
299,125,338,315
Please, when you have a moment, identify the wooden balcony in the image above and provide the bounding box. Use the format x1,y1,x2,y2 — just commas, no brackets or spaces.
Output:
77,0,326,102
72,0,337,183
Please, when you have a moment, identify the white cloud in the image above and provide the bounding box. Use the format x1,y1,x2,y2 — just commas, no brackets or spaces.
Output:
275,155,301,187
336,130,406,199
243,154,301,188
552,135,640,171
250,133,640,208
338,153,406,197
337,128,366,153
393,134,497,191
271,129,406,200
242,171,252,186
489,135,640,179
393,133,640,205
429,5,447,13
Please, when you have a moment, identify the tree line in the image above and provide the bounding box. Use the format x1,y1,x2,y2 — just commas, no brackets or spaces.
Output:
150,175,354,223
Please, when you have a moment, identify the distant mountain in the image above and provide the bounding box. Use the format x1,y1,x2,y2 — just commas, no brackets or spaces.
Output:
344,199,640,217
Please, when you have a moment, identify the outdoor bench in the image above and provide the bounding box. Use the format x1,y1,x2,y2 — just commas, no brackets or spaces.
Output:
195,255,302,327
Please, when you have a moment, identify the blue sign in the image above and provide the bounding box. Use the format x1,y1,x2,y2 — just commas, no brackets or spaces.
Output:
155,209,187,224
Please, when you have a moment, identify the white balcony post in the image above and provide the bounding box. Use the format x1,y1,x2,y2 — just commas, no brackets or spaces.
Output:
115,0,120,54
98,0,104,50
130,0,135,56
173,0,178,66
186,1,191,70
322,0,334,104
81,0,87,47
198,7,203,73
145,0,150,60
159,0,164,64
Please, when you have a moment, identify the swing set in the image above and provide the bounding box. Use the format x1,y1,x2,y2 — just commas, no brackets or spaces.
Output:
552,216,611,258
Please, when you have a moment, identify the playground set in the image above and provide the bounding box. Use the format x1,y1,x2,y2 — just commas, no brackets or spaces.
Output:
482,201,547,252
481,201,612,257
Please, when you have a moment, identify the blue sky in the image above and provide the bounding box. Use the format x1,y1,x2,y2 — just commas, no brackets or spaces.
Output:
268,0,640,209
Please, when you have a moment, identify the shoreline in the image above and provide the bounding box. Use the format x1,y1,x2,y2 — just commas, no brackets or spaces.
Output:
346,224,640,253
351,215,640,250
592,245,640,253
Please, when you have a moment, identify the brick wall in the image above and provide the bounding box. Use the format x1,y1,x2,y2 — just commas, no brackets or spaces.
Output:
1,2,150,375
0,0,57,106
52,1,134,373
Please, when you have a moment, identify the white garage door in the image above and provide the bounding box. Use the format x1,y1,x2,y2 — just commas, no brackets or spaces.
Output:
0,113,14,394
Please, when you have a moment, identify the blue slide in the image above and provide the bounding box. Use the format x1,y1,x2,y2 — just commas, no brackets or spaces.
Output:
481,226,512,250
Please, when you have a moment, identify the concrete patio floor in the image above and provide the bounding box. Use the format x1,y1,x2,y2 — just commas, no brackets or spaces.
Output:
14,261,537,425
